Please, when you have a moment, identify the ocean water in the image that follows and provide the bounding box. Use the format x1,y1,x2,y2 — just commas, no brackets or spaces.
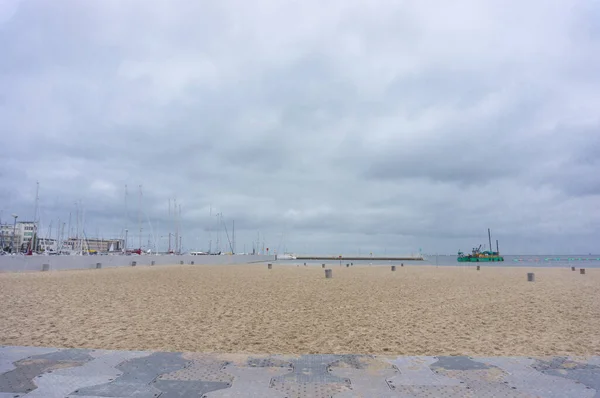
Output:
278,255,600,268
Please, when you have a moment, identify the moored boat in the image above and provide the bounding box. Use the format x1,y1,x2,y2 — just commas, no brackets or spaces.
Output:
457,228,504,262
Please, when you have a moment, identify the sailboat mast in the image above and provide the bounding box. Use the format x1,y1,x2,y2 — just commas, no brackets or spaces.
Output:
33,181,39,252
138,185,142,250
124,184,128,252
173,198,178,254
178,204,181,253
168,199,171,253
488,228,492,253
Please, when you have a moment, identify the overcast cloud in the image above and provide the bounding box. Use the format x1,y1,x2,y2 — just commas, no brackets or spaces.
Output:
1,0,599,255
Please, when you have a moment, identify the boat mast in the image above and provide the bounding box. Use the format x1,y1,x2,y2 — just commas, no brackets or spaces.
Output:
124,185,128,253
173,198,178,254
168,199,171,253
208,205,212,254
75,202,80,254
33,181,39,252
496,239,499,254
138,185,142,251
488,228,492,253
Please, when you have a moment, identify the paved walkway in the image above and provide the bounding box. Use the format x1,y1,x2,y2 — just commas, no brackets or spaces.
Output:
1,346,598,397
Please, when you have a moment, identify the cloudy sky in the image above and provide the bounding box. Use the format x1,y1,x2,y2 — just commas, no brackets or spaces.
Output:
1,0,599,255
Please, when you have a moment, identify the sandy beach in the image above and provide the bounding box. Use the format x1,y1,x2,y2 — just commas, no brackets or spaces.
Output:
0,264,598,356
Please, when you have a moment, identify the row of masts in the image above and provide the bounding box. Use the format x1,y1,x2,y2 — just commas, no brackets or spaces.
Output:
4,182,273,255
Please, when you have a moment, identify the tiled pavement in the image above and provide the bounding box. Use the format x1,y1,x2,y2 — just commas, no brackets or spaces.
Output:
0,346,598,397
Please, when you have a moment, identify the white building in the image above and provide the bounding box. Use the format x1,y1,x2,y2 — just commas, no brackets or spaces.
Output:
0,221,36,252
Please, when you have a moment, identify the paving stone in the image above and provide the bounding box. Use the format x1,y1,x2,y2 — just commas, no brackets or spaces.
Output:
56,351,151,378
479,357,594,398
328,355,385,370
71,352,188,397
21,351,154,398
434,368,531,398
205,363,290,397
270,355,352,398
24,374,113,398
66,396,131,398
0,347,59,361
430,356,491,371
158,356,233,383
0,349,92,394
246,357,291,369
332,368,397,398
0,393,24,398
1,347,599,398
0,347,60,375
34,349,94,362
153,379,231,397
532,357,600,397
387,357,461,386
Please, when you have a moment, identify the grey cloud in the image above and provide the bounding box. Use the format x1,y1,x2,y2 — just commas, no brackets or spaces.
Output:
1,0,600,255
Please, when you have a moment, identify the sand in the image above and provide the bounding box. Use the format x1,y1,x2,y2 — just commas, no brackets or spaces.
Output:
0,264,599,356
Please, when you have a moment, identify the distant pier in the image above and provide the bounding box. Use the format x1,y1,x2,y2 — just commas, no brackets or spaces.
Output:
296,255,424,261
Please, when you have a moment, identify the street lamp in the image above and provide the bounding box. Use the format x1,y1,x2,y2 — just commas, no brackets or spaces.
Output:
11,214,18,253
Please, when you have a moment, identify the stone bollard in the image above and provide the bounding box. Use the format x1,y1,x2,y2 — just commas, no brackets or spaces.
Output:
180,260,184,265
325,269,332,279
391,265,396,271
151,261,155,266
571,266,576,271
268,263,272,269
322,264,325,268
96,262,102,269
477,265,480,271
190,261,194,265
131,261,137,266
580,268,586,275
527,272,535,282
42,264,49,272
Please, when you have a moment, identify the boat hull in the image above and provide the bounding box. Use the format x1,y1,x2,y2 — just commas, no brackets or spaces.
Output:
457,256,504,262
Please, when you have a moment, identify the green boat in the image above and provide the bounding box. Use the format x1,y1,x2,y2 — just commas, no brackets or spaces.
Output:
457,228,504,263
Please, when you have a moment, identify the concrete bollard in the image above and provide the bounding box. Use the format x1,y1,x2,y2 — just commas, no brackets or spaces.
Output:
190,261,194,265
180,260,184,265
580,268,586,274
476,265,480,271
322,264,325,268
151,261,155,266
391,265,396,271
131,261,137,266
42,264,49,272
268,263,272,269
325,269,332,279
96,262,102,269
571,266,576,271
527,272,535,282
